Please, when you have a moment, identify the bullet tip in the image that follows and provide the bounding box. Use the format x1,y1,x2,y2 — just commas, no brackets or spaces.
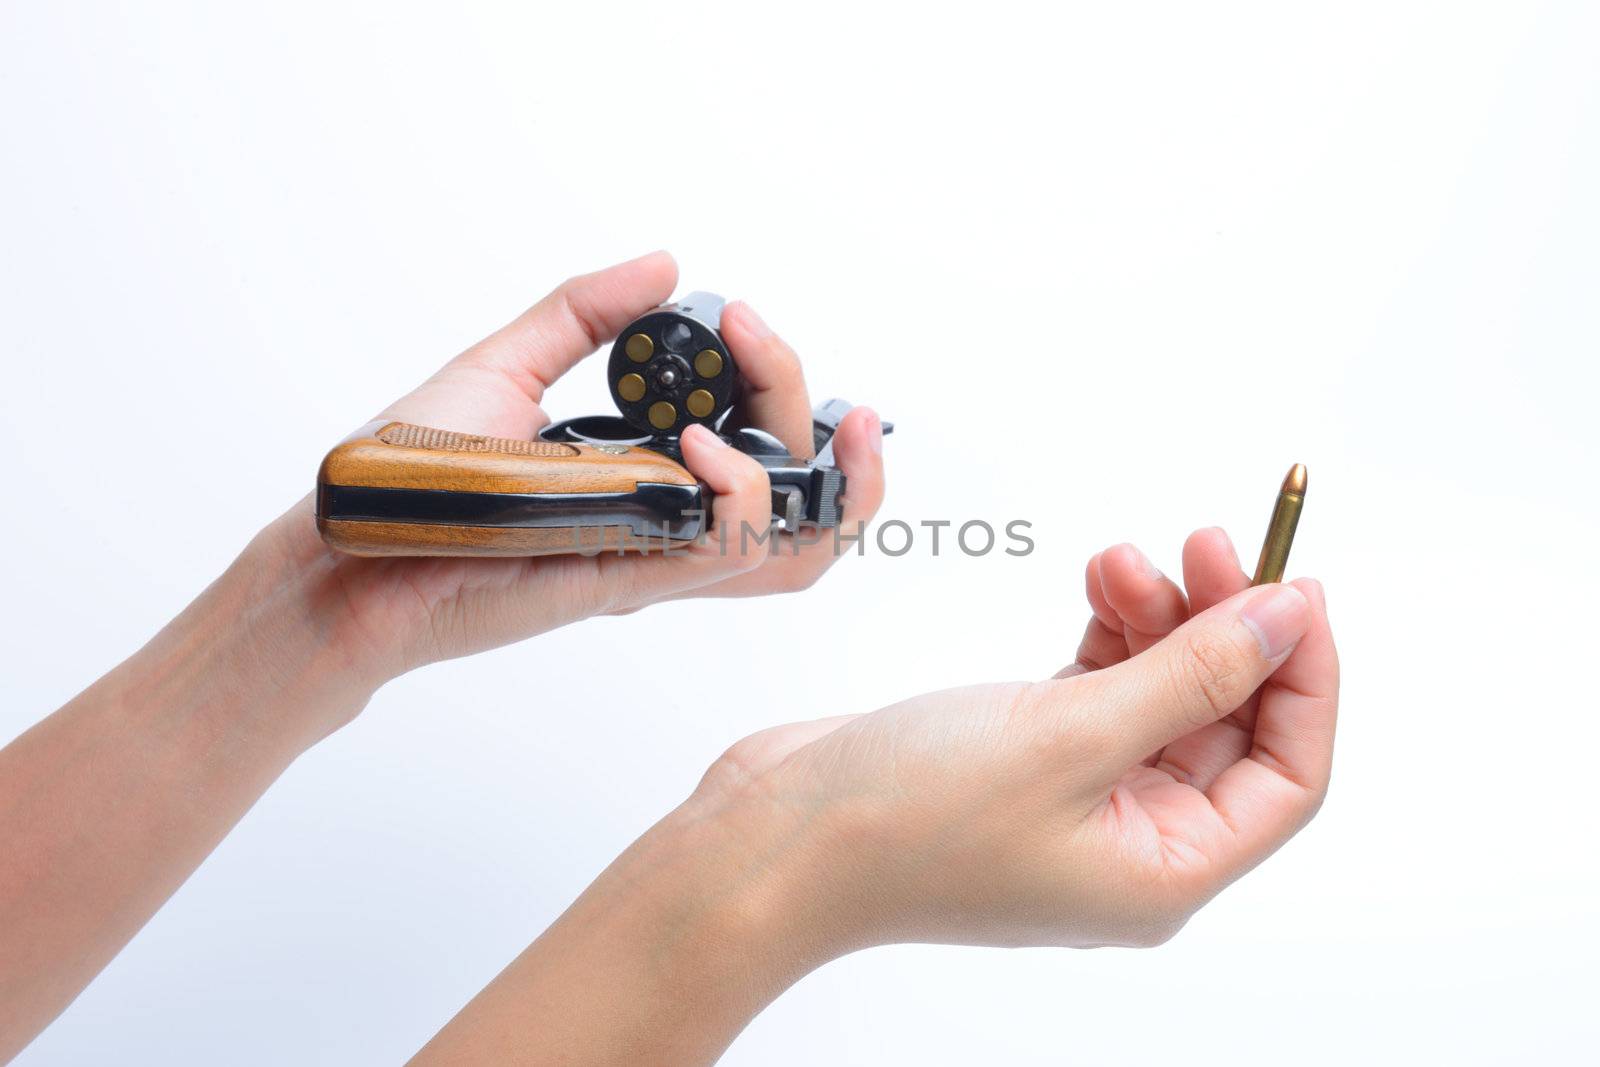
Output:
1283,463,1308,495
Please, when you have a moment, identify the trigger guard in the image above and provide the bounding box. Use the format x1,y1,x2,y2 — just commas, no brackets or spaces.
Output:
727,427,789,457
538,416,653,446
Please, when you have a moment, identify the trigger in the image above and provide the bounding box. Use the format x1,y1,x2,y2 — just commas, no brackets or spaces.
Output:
771,484,804,532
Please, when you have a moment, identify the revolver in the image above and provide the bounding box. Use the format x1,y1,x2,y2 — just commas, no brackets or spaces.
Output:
315,292,886,557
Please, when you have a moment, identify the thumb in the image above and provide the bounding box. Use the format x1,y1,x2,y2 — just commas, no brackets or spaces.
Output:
1071,583,1311,772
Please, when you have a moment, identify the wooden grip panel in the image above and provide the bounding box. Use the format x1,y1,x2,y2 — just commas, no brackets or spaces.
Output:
317,520,684,558
318,421,695,495
315,421,700,558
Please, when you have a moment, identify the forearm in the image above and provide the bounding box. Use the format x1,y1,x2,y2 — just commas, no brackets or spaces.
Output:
414,793,845,1066
0,512,378,1058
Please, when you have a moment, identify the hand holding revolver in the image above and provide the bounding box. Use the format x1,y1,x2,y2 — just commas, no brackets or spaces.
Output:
266,250,887,682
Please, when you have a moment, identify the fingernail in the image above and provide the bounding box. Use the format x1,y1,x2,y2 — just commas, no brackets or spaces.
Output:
861,407,883,455
1297,577,1327,615
733,301,773,339
683,423,726,448
1129,545,1162,580
1213,527,1240,568
1240,584,1310,659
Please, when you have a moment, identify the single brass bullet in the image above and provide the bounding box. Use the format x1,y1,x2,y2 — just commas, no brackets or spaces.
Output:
685,389,716,418
693,349,723,378
625,333,654,363
1252,463,1308,585
647,401,677,430
617,373,647,402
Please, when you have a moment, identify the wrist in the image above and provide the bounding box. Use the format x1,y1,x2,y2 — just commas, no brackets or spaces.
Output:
247,494,414,693
631,791,855,997
420,789,856,1065
578,799,837,1027
133,497,387,751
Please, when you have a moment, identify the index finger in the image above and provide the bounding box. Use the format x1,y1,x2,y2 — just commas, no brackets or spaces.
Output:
719,300,815,458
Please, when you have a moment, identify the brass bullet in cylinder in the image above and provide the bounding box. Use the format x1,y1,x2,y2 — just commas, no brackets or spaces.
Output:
686,389,716,418
694,349,724,378
617,373,647,402
625,333,654,363
648,401,677,430
1252,463,1307,585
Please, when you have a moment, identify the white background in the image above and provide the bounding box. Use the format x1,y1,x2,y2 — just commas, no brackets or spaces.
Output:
3,1,1597,1063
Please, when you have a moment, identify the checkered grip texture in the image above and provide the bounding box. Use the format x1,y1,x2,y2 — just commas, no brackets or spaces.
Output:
377,423,577,458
